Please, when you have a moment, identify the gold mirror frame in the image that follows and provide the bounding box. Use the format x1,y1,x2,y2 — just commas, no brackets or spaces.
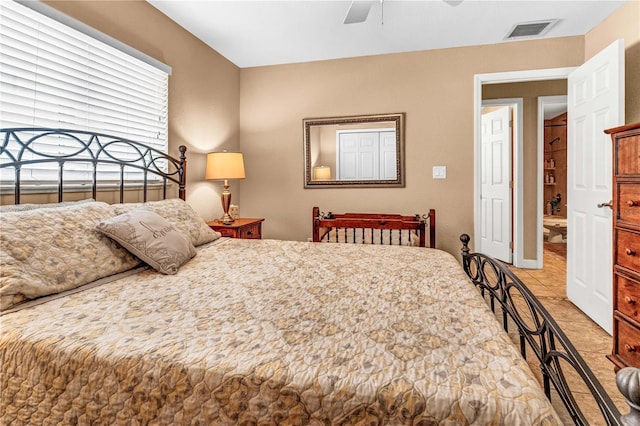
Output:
303,113,405,188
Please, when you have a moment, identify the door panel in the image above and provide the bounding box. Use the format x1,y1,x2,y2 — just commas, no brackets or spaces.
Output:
380,131,397,180
567,39,624,334
359,150,377,179
480,106,512,262
573,211,587,288
338,131,395,180
492,199,504,241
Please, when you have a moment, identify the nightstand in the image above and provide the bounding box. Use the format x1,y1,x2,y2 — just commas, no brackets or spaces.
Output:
207,218,264,239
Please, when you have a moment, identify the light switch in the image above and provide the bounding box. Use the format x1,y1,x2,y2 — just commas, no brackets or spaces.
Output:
432,166,447,179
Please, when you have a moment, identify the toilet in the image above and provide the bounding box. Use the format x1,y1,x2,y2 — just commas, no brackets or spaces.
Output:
543,215,567,243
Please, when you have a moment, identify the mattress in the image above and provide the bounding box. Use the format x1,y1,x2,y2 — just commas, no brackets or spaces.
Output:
1,238,560,424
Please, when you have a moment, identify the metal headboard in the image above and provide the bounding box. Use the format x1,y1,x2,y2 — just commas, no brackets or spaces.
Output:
0,128,186,204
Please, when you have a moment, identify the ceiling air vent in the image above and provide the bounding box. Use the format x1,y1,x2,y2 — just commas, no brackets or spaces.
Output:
505,19,558,40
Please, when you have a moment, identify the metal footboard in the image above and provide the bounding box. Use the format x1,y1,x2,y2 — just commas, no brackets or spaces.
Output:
460,234,640,426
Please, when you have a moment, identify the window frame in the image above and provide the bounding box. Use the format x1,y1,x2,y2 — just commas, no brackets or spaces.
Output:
0,0,171,193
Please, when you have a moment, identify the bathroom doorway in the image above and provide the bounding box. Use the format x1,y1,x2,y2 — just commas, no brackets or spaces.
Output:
539,96,568,284
538,96,568,269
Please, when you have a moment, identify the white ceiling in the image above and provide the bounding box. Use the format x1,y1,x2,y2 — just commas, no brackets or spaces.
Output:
147,0,628,68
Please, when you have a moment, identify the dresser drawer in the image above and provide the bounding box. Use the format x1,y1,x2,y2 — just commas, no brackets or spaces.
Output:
615,318,640,367
617,229,640,271
615,135,640,176
618,183,640,225
617,273,640,320
239,222,261,239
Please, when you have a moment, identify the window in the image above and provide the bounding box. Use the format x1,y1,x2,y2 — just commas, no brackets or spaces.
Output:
0,0,170,186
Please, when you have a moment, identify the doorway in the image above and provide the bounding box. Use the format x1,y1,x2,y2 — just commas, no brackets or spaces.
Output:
474,39,624,333
474,68,575,268
479,99,523,264
538,96,568,270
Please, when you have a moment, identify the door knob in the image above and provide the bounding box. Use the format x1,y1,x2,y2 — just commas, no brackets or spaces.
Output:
597,200,613,209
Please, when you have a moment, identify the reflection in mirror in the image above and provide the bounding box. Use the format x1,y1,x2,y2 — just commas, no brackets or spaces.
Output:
303,113,404,188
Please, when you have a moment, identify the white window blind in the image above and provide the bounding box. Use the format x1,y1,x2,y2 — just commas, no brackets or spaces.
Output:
0,0,169,184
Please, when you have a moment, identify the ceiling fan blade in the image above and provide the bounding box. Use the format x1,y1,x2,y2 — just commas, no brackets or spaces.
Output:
344,0,376,24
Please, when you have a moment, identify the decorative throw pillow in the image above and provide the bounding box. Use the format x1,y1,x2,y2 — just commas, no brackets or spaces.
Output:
96,208,197,275
0,201,140,311
112,198,220,246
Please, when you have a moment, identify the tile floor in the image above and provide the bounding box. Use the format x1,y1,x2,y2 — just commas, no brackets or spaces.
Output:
507,242,628,425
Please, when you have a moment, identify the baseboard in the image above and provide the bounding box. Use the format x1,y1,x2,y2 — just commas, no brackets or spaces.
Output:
518,258,541,269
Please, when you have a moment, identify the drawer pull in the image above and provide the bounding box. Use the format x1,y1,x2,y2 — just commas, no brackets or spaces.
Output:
247,231,253,235
625,296,637,305
626,248,637,256
629,200,639,207
625,344,638,353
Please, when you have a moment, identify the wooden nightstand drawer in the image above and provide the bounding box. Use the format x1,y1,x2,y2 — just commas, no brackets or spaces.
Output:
216,227,238,238
238,222,261,239
207,218,264,240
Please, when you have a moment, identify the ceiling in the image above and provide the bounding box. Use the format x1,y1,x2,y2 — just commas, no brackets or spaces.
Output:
147,0,627,68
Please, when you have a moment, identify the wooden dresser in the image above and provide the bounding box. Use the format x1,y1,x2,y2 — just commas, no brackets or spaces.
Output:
606,122,640,370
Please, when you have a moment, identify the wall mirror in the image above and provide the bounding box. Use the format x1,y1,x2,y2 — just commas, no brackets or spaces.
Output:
303,113,405,188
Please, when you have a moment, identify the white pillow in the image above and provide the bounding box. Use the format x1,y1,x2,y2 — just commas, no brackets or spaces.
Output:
0,202,139,311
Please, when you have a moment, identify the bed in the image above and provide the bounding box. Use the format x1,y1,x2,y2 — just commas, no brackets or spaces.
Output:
312,207,436,248
1,128,639,425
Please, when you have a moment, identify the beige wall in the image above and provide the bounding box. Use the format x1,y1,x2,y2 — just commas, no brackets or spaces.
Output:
41,0,241,221
239,37,585,256
483,80,567,259
585,0,640,122
6,1,637,260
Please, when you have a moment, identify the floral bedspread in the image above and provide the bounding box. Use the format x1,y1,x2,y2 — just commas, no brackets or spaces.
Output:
0,239,560,425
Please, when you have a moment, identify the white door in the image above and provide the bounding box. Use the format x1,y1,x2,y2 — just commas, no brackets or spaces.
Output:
338,134,359,179
338,132,379,180
567,39,624,334
379,131,397,180
357,135,378,179
480,106,512,263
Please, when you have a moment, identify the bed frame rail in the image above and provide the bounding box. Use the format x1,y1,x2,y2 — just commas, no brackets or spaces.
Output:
460,234,640,426
0,128,187,203
312,206,436,248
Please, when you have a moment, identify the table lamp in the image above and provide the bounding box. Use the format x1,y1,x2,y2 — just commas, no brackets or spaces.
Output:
314,166,331,181
205,152,246,224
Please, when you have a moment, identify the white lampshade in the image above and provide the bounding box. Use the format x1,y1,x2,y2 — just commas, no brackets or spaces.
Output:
205,152,246,180
314,166,331,180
